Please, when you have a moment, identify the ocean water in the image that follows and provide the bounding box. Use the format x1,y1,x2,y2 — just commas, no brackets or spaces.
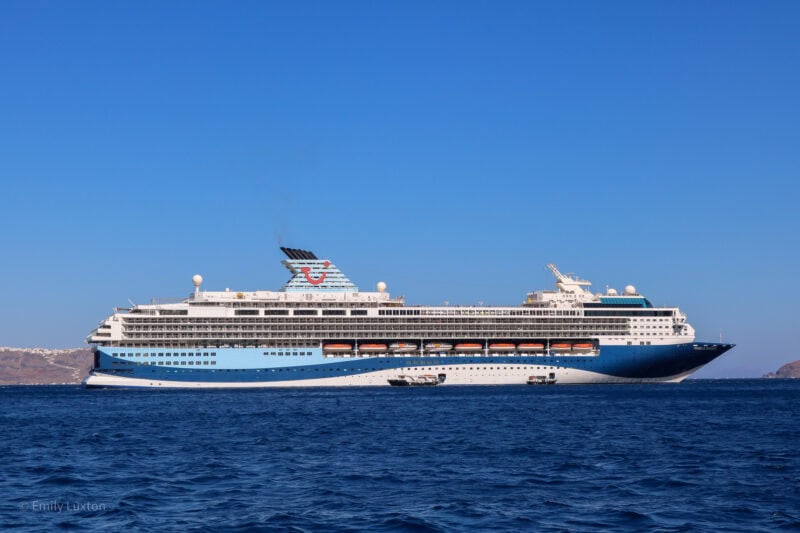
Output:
1,381,798,531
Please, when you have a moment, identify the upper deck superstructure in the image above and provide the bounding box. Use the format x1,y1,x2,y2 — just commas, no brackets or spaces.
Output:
84,247,732,388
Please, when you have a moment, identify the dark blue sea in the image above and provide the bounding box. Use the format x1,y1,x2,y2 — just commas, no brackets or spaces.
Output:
1,380,799,531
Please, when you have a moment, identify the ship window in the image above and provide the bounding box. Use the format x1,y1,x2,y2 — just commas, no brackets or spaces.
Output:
294,309,318,316
264,309,289,315
235,310,259,316
351,310,368,316
322,310,346,316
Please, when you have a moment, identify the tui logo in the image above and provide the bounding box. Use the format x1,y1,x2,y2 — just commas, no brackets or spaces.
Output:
300,261,330,285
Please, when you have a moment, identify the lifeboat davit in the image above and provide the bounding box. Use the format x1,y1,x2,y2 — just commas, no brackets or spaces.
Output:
455,343,483,352
390,342,418,353
359,343,388,352
518,343,545,351
549,343,572,352
488,343,516,351
425,342,453,351
323,343,352,352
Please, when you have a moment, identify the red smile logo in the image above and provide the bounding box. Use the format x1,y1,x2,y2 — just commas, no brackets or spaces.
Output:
300,261,330,285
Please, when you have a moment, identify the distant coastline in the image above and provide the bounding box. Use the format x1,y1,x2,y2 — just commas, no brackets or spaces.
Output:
763,360,800,379
0,347,92,385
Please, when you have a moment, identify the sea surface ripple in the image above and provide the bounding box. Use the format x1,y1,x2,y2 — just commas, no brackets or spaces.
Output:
1,380,799,531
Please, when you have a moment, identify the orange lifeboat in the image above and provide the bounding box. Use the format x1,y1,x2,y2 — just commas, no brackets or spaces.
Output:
518,343,545,351
572,343,594,352
455,343,483,352
359,343,388,352
489,343,516,351
323,343,352,352
549,343,572,352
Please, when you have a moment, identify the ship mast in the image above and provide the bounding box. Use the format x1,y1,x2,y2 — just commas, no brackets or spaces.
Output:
547,263,592,295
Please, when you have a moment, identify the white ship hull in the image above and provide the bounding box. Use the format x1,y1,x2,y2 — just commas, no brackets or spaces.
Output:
83,364,700,388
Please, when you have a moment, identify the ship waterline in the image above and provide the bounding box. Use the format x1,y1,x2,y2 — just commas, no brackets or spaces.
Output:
84,247,733,388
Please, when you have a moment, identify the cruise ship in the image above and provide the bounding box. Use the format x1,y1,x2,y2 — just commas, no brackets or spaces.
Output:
83,247,733,388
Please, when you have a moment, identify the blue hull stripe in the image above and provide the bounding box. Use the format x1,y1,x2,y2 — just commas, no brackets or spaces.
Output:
92,343,733,383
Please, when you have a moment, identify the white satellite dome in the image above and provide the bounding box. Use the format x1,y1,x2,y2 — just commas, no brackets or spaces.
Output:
607,288,618,296
624,285,637,296
192,274,203,287
376,281,387,293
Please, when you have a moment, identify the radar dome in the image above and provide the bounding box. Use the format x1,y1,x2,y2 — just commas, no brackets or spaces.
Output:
607,288,618,296
376,281,387,293
624,285,637,295
192,274,203,287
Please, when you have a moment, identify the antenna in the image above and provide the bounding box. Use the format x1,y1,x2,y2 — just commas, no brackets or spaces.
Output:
128,298,136,307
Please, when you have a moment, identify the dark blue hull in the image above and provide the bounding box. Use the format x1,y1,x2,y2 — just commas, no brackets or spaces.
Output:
84,342,735,387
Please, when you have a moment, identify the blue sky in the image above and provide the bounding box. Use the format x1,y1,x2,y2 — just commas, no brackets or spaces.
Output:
1,2,798,377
